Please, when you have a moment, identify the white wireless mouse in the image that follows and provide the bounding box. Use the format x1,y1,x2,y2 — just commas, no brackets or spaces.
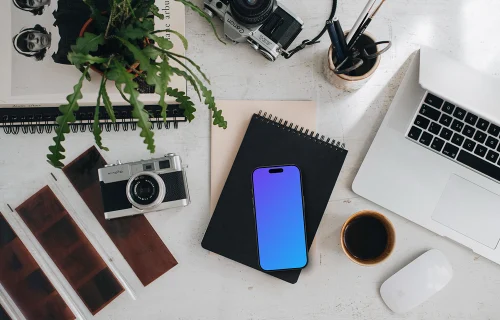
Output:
380,249,453,314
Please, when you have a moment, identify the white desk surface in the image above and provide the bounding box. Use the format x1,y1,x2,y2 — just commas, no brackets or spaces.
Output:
2,0,500,319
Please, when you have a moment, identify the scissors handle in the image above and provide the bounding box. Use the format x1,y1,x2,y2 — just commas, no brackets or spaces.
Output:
334,56,364,75
362,40,392,59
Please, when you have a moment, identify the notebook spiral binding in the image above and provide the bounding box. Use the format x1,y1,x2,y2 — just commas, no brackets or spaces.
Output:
257,110,346,150
0,104,187,135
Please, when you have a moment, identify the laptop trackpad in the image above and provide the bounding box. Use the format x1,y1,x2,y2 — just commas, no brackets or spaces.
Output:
432,174,500,249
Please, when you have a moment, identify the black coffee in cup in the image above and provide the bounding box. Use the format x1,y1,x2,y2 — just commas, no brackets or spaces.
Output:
341,210,395,265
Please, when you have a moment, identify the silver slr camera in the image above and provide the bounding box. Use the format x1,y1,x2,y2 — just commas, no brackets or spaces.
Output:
204,0,304,61
98,154,190,220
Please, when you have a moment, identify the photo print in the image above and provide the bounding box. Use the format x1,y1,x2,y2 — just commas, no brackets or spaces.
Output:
10,0,155,97
12,0,51,16
12,24,51,61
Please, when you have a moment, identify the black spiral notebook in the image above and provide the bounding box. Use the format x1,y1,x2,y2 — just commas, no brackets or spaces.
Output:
0,104,186,135
202,111,348,284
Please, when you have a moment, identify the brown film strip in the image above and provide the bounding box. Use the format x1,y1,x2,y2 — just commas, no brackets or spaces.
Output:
63,146,178,286
15,187,124,315
0,213,75,320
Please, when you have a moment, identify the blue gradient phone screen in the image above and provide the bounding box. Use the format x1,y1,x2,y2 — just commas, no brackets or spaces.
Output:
252,166,307,271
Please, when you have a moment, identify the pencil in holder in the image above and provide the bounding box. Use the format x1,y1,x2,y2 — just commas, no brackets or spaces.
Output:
324,32,381,91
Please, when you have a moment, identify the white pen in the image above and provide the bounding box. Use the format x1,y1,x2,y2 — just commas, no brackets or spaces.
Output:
346,0,378,43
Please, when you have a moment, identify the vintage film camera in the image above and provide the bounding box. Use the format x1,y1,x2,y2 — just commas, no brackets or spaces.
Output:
98,154,189,220
204,0,304,61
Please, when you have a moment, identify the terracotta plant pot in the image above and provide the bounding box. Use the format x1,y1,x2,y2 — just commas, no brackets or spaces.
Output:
79,17,147,76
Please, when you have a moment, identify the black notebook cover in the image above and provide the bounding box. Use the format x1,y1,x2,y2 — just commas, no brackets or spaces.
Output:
202,112,348,284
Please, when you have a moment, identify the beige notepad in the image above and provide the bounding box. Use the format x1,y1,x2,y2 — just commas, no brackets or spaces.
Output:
210,100,318,260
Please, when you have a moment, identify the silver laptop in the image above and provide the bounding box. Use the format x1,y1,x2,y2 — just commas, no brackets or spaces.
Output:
353,46,500,263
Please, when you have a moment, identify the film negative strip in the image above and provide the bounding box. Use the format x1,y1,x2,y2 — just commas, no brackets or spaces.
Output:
63,146,178,286
0,213,75,320
15,187,124,315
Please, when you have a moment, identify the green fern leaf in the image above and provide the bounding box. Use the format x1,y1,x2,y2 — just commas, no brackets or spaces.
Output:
100,78,116,122
137,19,155,32
167,54,226,128
133,0,155,18
168,29,188,50
117,37,152,67
93,107,108,151
170,66,201,100
155,56,173,121
175,0,226,44
71,32,104,54
147,34,174,50
114,81,132,103
67,53,107,69
142,45,160,60
167,87,196,122
47,67,89,168
119,24,148,40
150,4,165,19
107,61,155,153
201,85,226,128
82,0,107,29
82,0,99,16
93,76,109,151
117,37,159,86
152,29,188,50
167,51,210,84
148,46,201,99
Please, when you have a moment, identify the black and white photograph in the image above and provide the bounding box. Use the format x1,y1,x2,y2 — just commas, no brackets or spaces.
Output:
12,0,51,16
8,0,185,102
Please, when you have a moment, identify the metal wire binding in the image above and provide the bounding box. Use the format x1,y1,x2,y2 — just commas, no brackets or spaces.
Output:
36,115,44,134
256,110,346,150
2,115,180,134
21,119,28,134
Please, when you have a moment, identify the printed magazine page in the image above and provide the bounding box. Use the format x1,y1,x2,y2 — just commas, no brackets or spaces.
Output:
0,0,186,107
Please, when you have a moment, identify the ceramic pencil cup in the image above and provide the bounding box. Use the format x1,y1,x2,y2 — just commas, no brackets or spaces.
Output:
324,32,382,92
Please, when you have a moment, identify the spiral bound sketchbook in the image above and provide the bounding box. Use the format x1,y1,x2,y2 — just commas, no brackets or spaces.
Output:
202,111,348,284
0,104,186,134
0,0,187,135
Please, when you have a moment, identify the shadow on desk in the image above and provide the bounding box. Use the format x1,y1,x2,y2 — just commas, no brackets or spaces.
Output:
347,52,418,184
317,52,418,262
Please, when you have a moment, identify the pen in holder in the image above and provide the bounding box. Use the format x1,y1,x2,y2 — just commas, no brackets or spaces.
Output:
324,31,381,91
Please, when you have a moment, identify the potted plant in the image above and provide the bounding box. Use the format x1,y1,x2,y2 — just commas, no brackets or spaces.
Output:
47,0,226,168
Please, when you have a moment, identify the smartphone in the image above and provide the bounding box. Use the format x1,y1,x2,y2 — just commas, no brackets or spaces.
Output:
252,165,308,271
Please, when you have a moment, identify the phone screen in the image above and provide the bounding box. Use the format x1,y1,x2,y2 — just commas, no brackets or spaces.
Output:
252,165,308,271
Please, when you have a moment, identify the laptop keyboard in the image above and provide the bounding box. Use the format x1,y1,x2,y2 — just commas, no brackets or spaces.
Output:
406,92,500,183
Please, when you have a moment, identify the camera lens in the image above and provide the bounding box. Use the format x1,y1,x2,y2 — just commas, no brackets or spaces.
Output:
230,0,275,25
130,175,159,205
126,172,166,209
